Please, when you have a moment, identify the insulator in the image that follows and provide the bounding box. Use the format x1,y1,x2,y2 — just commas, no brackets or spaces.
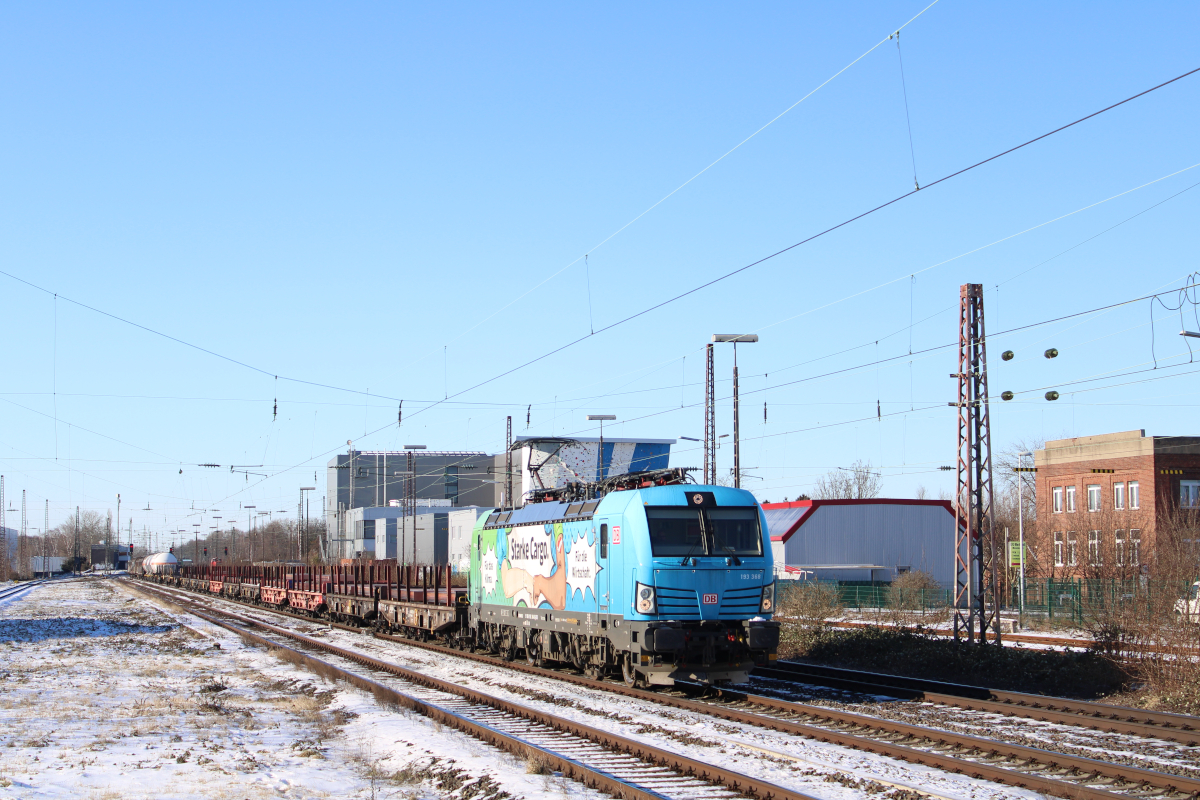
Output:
1001,350,1014,361
1045,391,1060,401
1001,391,1014,401
1044,348,1059,359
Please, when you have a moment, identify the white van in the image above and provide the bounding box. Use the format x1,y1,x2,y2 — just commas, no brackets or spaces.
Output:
1177,581,1200,622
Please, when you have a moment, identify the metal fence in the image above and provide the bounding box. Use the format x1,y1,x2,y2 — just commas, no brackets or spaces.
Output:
1012,578,1195,626
782,577,1196,626
780,580,953,612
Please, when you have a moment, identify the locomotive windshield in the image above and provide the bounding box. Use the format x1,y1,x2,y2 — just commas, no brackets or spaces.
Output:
645,508,705,556
645,506,763,558
706,508,763,556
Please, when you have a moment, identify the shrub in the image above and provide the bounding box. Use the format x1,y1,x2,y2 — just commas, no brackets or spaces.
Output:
776,581,843,658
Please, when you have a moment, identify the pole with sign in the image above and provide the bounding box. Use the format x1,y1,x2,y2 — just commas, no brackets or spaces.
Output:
1014,457,1036,625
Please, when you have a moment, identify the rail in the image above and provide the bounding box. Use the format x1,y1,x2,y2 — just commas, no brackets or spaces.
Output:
128,581,818,800
761,660,1200,743
131,576,1200,800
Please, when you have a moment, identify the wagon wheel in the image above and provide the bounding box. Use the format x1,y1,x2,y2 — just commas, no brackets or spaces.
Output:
621,653,640,688
525,638,541,667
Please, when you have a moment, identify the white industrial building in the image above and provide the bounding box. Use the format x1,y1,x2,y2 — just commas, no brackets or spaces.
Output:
763,499,957,587
449,507,487,572
344,504,488,565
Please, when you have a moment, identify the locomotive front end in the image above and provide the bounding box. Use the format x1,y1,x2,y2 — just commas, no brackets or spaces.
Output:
618,485,779,686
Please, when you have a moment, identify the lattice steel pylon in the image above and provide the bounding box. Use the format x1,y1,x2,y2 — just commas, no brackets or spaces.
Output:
952,283,1001,644
0,475,6,578
704,343,716,485
505,415,513,509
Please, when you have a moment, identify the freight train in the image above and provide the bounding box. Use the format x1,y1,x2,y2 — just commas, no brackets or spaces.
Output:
140,468,780,687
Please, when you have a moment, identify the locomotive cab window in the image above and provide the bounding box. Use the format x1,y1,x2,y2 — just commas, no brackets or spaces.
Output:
706,507,763,557
646,508,705,556
646,506,763,558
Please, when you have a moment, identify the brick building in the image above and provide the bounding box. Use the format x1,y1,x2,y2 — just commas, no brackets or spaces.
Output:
1033,430,1200,576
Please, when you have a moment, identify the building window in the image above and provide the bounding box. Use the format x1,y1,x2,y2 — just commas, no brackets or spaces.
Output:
1053,486,1063,513
1129,529,1141,566
1066,485,1076,513
1087,484,1101,512
1053,532,1064,567
1182,480,1200,508
1115,530,1126,566
444,466,460,506
1088,530,1101,565
1066,532,1078,567
1114,482,1125,510
1129,481,1140,509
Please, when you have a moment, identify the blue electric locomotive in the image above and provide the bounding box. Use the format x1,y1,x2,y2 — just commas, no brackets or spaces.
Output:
469,476,779,686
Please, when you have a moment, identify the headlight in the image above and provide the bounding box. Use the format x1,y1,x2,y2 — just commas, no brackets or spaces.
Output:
635,582,656,614
760,582,775,613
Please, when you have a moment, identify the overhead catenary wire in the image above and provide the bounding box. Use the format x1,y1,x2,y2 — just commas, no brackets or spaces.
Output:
412,1,945,365
23,71,1200,522
548,279,1200,440
0,4,954,431
892,30,920,190
211,269,1200,522
4,95,1195,450
403,68,1200,419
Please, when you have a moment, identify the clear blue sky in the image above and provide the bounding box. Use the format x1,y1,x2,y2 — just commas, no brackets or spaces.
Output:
2,2,1198,542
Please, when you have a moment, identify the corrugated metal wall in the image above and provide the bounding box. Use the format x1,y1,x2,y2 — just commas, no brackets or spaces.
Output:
781,504,956,588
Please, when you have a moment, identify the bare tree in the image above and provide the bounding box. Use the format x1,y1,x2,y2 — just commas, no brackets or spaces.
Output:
814,460,882,500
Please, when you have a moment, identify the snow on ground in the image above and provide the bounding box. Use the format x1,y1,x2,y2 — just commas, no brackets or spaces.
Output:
156,588,1045,800
0,578,605,800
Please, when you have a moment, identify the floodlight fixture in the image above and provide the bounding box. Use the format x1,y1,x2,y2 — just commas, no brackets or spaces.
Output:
1182,331,1200,339
711,334,759,343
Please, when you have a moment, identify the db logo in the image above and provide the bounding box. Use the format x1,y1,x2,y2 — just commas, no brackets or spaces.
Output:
702,593,718,605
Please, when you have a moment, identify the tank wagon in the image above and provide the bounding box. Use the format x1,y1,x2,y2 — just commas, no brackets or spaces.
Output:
142,468,779,686
140,552,180,575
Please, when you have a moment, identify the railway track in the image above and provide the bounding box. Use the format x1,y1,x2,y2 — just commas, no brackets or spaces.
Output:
0,578,49,603
826,620,1199,655
128,581,819,800
755,661,1200,746
135,578,1200,800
